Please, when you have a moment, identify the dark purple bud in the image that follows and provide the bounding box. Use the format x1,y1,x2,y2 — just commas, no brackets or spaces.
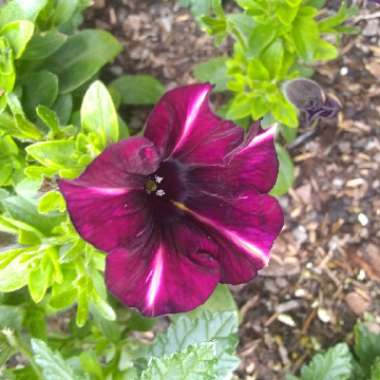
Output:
283,78,341,126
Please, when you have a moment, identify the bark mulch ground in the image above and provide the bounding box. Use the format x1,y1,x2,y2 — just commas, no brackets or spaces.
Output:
86,1,380,379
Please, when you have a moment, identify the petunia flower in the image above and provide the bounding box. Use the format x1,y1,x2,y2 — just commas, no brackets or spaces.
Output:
59,83,283,317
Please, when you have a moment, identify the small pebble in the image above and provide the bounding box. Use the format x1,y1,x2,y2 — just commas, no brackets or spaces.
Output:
358,213,369,226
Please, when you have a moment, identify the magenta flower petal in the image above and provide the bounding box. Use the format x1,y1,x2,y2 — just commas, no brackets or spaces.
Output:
59,137,159,251
106,222,220,316
144,83,244,165
176,190,283,284
189,125,278,196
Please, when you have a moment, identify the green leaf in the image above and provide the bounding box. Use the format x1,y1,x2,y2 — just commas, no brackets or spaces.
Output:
0,20,34,59
36,105,60,135
0,37,16,93
271,144,294,196
22,70,59,119
193,57,228,92
261,39,284,79
179,285,238,321
31,338,84,380
317,2,357,33
272,94,298,127
0,0,48,24
314,39,338,61
81,80,119,147
226,93,254,120
370,357,380,380
247,23,277,58
79,352,103,380
251,96,269,120
0,249,32,292
28,258,52,303
354,322,380,372
54,94,73,125
51,0,80,27
150,311,239,379
299,343,352,380
276,2,300,25
110,75,165,105
38,191,66,214
14,114,44,141
0,305,25,330
45,29,122,94
141,343,218,380
292,15,319,61
247,58,270,81
281,124,298,143
26,140,81,172
2,194,63,236
22,31,67,61
179,0,213,17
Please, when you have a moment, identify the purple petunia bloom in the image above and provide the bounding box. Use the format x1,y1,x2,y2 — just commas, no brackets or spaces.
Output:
59,84,283,317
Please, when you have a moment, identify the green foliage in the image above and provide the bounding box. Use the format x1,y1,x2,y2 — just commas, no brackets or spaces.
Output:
288,322,380,380
193,57,228,92
186,0,356,195
299,343,352,380
32,338,87,380
141,343,218,380
150,310,240,379
110,74,165,105
354,322,380,377
271,143,295,196
81,80,120,147
44,29,122,94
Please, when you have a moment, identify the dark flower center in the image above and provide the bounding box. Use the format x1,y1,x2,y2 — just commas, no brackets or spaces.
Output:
144,159,188,223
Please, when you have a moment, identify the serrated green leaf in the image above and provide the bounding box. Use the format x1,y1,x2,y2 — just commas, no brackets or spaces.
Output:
142,343,218,380
150,311,239,379
0,20,34,59
271,144,294,196
32,338,84,380
81,80,119,147
355,322,380,373
193,57,228,92
299,343,352,380
45,29,122,94
110,75,165,105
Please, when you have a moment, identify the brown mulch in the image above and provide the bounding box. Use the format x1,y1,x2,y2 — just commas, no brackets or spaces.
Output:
86,1,380,379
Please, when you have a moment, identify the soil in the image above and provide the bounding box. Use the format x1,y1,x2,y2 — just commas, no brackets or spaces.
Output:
85,1,380,379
